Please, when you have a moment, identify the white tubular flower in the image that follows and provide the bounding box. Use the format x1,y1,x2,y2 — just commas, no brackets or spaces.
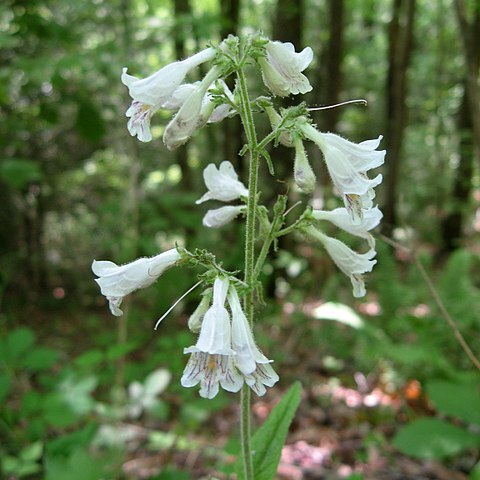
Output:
293,137,316,193
122,48,215,107
196,161,248,204
311,206,383,249
203,205,244,228
301,124,384,223
305,227,377,298
122,48,215,143
228,288,279,396
92,249,181,316
181,278,243,399
259,41,313,97
163,66,222,150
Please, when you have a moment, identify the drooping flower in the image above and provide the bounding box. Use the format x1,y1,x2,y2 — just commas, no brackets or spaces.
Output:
203,205,244,228
163,66,222,150
92,249,181,316
293,137,316,193
122,48,216,142
304,227,377,298
196,161,248,204
181,278,243,399
310,205,383,248
228,288,279,396
300,124,384,223
259,41,313,97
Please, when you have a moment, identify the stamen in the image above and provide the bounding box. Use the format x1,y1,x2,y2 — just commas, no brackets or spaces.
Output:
308,99,367,111
154,280,203,330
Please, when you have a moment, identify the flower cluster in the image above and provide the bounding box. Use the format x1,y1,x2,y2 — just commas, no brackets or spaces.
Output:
92,254,278,399
293,124,385,297
122,47,234,146
182,277,278,398
92,35,385,404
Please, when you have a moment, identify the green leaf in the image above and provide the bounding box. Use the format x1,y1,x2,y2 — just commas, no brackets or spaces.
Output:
427,380,480,424
20,442,43,462
236,382,302,480
0,159,43,189
74,349,104,368
3,328,36,364
470,461,480,480
21,347,59,371
45,447,119,480
392,418,480,459
46,424,98,457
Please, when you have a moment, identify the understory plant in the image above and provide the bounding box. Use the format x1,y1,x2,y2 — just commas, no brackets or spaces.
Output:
92,34,385,479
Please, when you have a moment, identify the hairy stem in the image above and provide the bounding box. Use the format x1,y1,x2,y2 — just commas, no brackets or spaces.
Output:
237,60,259,480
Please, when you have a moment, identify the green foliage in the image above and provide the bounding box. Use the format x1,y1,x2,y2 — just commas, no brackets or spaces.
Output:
392,418,479,459
0,159,43,189
236,382,302,480
393,379,480,460
427,380,480,425
44,447,120,480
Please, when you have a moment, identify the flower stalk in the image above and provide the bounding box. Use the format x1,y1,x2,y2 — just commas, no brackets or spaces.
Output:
237,57,258,480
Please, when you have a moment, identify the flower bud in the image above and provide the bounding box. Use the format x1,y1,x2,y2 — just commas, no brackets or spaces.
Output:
293,138,316,193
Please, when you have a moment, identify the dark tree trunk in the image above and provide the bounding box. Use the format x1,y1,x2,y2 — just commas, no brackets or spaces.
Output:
383,0,416,236
455,0,480,168
321,0,344,132
441,4,480,251
441,90,475,251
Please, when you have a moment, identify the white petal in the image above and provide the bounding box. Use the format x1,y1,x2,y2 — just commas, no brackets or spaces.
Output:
324,146,379,196
261,41,313,96
312,206,382,244
228,289,272,376
321,133,386,171
185,278,234,355
305,227,377,298
203,206,243,228
196,161,248,204
121,48,215,107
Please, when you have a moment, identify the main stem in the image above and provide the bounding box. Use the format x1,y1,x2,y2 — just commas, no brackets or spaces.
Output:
238,66,259,480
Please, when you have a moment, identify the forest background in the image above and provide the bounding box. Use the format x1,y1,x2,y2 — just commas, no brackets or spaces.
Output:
1,0,480,479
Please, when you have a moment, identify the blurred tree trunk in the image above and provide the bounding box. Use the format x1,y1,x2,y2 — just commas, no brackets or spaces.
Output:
455,0,480,167
383,0,416,236
441,4,480,252
273,0,304,45
173,0,193,189
219,0,242,168
271,0,305,174
321,0,344,132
